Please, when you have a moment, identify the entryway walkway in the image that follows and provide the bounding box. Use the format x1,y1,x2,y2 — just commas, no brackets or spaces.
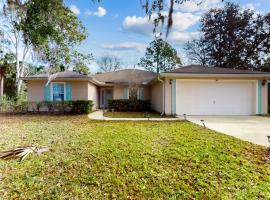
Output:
88,110,180,121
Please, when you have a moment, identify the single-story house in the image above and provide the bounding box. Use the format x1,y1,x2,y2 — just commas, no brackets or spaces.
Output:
21,66,270,116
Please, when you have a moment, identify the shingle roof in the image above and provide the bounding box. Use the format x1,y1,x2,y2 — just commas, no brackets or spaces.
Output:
23,71,88,79
21,69,158,85
164,65,268,74
93,69,157,84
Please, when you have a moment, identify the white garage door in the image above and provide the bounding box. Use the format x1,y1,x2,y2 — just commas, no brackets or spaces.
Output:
176,80,255,115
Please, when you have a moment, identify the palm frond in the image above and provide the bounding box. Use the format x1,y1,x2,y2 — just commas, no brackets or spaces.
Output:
0,146,49,161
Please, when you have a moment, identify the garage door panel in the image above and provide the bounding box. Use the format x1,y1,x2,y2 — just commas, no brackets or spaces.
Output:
176,80,255,116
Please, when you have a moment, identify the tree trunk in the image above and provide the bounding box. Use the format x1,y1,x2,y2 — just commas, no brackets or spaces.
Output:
0,74,3,97
17,62,25,93
15,36,20,94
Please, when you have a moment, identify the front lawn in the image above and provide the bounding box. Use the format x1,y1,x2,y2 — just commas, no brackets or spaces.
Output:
103,111,173,118
0,115,270,199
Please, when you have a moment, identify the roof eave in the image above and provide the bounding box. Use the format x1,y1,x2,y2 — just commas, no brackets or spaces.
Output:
20,77,101,85
160,73,270,79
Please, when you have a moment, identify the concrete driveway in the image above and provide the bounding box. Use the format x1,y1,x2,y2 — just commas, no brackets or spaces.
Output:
187,116,270,147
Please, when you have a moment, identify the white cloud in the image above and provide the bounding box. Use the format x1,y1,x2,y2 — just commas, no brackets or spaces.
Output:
168,31,200,43
101,42,146,51
123,11,200,44
123,12,200,37
69,5,80,15
170,12,200,31
86,6,107,17
123,16,154,36
242,3,256,11
174,0,221,13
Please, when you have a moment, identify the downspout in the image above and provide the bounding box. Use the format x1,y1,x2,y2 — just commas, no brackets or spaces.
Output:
157,75,165,116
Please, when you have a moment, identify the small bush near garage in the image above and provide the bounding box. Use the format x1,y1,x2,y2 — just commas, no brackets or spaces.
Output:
27,100,93,114
108,99,151,111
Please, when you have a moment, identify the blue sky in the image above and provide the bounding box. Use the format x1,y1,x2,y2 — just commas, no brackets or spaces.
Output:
65,0,270,72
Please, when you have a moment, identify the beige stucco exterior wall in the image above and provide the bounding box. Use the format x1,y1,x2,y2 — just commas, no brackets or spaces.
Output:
26,80,91,102
70,81,88,100
143,86,151,100
112,85,151,100
27,81,46,101
113,85,125,99
150,81,163,113
88,82,99,110
164,78,172,115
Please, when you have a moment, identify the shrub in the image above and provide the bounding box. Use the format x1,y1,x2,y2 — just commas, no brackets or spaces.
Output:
0,95,28,113
71,101,93,114
108,99,151,112
29,101,93,114
0,100,93,115
41,101,73,114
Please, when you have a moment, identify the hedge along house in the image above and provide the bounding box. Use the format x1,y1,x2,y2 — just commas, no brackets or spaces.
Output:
22,66,270,115
21,69,157,111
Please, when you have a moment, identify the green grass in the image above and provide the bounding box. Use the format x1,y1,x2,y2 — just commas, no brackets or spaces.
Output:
0,115,270,199
103,111,173,118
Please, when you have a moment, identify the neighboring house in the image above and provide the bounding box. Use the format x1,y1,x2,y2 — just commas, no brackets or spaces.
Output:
21,66,270,116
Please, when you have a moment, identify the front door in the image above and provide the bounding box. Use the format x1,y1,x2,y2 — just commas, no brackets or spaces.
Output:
101,89,113,108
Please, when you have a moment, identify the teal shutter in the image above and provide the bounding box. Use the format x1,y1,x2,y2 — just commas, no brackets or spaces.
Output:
65,82,72,101
138,88,144,100
257,80,262,114
44,83,51,101
123,87,129,99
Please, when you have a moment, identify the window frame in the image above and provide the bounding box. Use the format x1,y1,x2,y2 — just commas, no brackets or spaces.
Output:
137,87,144,100
50,82,66,101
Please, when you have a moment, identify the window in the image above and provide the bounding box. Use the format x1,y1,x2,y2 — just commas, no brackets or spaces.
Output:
129,87,137,100
137,87,144,100
52,83,65,101
127,87,144,100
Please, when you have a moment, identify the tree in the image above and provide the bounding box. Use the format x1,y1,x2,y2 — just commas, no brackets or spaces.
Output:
0,53,16,97
70,52,92,75
140,0,218,36
20,0,87,69
141,0,188,36
0,1,32,93
97,55,121,73
184,39,208,66
261,58,270,72
184,2,270,70
24,64,45,76
138,38,181,73
0,0,88,94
